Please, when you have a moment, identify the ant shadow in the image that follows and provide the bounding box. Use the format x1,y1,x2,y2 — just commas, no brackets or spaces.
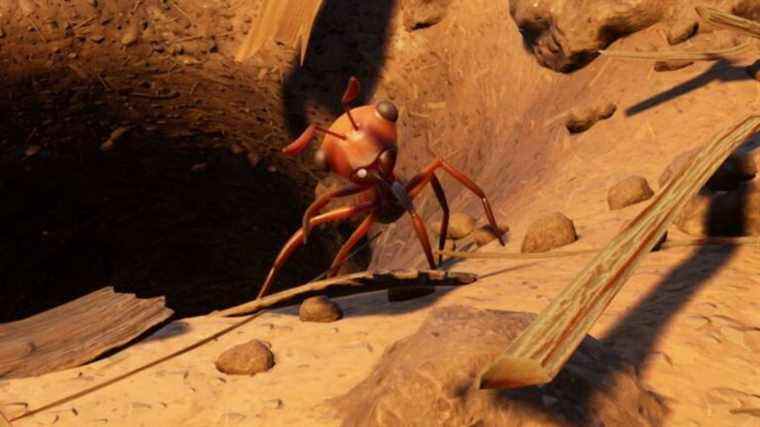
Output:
625,58,754,116
280,0,397,138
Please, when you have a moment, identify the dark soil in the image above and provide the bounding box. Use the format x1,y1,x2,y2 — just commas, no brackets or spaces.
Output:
0,75,346,322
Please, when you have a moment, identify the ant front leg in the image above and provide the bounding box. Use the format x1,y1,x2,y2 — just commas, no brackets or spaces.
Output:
302,184,367,244
408,159,506,246
257,203,375,299
326,212,377,277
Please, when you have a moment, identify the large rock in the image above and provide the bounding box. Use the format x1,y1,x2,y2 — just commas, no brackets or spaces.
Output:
675,181,760,237
509,0,666,71
607,175,654,211
215,340,275,376
659,147,756,192
521,212,578,253
331,306,667,427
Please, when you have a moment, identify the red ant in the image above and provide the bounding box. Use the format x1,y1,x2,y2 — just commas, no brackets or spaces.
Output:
257,77,506,299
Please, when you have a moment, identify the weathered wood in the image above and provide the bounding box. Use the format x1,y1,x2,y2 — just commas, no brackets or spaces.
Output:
215,270,479,317
477,115,760,389
235,0,326,64
0,287,173,378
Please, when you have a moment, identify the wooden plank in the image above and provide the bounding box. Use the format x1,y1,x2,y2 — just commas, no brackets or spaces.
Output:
477,115,760,389
235,0,326,64
0,287,173,378
215,270,479,317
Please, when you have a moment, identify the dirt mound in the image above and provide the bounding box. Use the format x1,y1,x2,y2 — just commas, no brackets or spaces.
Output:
332,305,667,427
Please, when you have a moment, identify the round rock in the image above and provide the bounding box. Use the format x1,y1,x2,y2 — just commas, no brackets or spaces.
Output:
215,339,274,376
471,223,510,247
299,296,343,322
433,212,476,240
607,175,654,211
521,212,578,253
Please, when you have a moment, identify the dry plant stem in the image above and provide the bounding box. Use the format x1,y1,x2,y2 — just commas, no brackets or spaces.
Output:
234,0,325,64
477,115,760,390
438,236,760,260
9,312,265,423
216,270,478,317
696,7,760,39
599,42,752,61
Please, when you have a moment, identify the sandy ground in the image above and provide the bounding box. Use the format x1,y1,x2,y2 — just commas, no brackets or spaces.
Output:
5,1,760,426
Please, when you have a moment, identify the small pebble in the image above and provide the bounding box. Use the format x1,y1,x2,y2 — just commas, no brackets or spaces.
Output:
215,339,274,376
263,399,283,409
299,296,343,323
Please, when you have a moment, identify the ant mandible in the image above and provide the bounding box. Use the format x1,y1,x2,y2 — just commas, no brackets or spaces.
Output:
256,76,506,299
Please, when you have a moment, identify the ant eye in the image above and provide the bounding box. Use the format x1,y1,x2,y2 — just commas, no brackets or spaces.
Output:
356,168,368,178
376,100,398,122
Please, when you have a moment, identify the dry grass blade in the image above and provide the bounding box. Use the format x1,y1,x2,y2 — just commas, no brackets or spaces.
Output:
215,270,478,317
696,6,760,39
476,115,760,390
599,42,751,61
437,236,760,260
235,0,325,64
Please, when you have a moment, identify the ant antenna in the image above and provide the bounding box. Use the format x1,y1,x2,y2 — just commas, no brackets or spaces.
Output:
315,126,347,140
341,76,361,130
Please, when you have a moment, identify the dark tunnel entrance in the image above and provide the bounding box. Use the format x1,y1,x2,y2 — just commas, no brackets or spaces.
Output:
0,68,370,323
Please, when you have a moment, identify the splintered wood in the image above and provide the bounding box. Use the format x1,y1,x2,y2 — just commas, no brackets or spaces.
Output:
0,287,173,378
234,0,325,64
477,115,760,389
215,270,478,317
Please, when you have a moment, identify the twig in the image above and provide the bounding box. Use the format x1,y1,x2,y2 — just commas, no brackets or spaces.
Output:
189,81,199,95
24,16,47,43
128,91,180,99
169,1,195,25
438,236,760,260
214,270,479,317
10,312,265,423
696,6,760,39
599,41,752,61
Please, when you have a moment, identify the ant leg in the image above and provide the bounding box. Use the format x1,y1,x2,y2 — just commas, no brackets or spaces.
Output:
405,173,449,265
302,184,367,244
326,212,377,277
341,76,361,130
410,159,506,246
427,175,449,265
387,181,437,269
257,203,374,299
